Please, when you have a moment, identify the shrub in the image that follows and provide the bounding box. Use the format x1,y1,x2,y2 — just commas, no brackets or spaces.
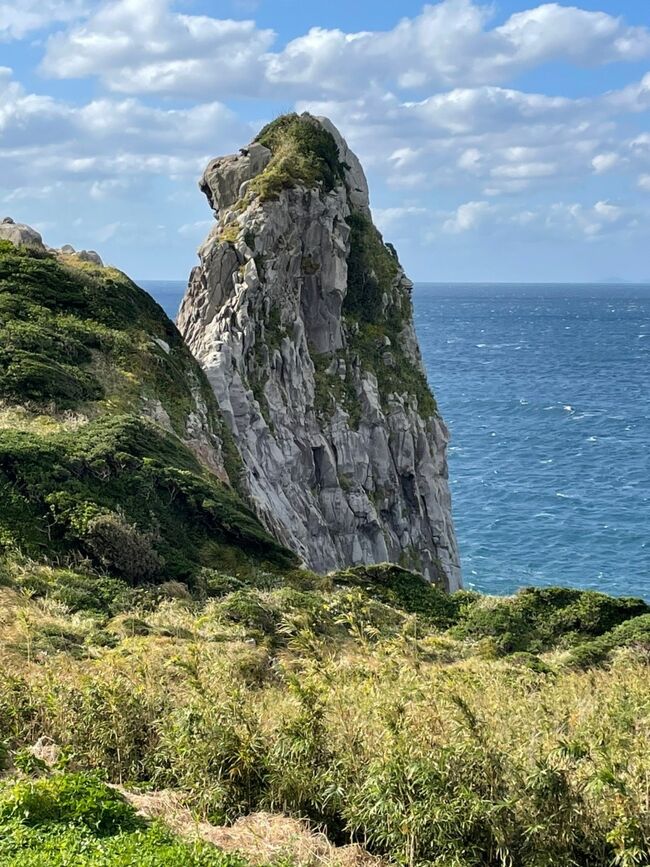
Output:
83,513,164,584
218,590,280,637
566,613,650,669
0,773,140,835
333,564,471,628
452,586,649,654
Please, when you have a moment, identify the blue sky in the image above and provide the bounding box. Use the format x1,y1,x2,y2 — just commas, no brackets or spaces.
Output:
3,1,650,281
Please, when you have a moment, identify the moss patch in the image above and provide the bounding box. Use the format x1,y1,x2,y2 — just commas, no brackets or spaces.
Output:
250,113,346,202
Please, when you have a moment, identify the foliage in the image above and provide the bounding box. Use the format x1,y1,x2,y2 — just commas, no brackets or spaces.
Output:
1,556,649,865
0,774,251,866
0,414,295,583
310,209,437,423
0,773,139,835
0,244,296,584
251,113,346,201
343,211,437,417
332,563,474,628
452,585,649,654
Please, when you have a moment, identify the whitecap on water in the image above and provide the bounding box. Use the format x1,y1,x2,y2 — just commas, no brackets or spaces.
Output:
586,436,598,442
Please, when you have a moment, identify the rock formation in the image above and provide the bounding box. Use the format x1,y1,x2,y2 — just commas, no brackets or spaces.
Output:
0,217,46,251
178,114,461,590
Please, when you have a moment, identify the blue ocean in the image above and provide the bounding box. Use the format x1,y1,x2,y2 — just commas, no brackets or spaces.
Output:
142,280,650,601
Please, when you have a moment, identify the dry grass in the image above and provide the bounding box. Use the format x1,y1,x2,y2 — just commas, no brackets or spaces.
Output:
120,789,381,867
0,401,89,434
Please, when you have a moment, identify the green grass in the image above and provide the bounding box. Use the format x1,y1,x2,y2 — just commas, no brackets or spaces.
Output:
0,774,251,866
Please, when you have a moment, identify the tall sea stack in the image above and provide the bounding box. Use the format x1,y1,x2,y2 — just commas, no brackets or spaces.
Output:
178,114,461,590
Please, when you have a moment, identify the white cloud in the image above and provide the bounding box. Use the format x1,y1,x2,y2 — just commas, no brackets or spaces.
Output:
268,1,650,96
592,152,620,173
40,0,650,99
374,206,428,233
638,174,650,192
443,200,493,233
89,178,130,200
0,0,85,41
42,0,275,97
547,200,631,238
491,161,558,179
178,219,213,237
0,68,251,188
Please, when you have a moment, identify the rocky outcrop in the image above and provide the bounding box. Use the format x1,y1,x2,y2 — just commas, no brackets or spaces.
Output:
178,114,461,590
58,244,104,266
0,217,46,252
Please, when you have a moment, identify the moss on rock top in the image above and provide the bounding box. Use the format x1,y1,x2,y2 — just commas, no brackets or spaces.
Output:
250,113,346,201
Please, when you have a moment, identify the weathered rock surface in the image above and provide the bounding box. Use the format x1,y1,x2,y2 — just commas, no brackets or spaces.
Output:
0,217,46,252
58,244,104,266
178,114,461,590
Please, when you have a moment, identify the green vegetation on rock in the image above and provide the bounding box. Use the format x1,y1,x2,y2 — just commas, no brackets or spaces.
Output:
250,113,346,201
343,212,437,417
0,242,294,587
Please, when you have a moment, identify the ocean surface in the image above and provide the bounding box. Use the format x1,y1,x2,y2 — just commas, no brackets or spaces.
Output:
141,280,650,600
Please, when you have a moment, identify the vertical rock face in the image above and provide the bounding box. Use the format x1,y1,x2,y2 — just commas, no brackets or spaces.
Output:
178,114,461,590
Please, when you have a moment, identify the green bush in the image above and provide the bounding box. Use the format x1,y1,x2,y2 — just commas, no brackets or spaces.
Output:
566,613,650,668
251,113,346,201
83,513,164,584
0,414,296,584
0,823,251,867
0,773,139,835
452,586,649,654
0,774,251,866
14,568,136,615
218,590,281,637
333,563,473,628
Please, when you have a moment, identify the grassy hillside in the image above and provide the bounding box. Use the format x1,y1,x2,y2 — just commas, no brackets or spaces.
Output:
0,241,296,585
0,559,649,866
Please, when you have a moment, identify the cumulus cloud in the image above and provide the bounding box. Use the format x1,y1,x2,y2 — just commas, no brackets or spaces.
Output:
42,0,275,97
0,68,251,187
40,0,650,99
592,152,620,173
443,201,493,233
433,198,640,242
0,0,85,41
546,200,632,237
268,1,650,96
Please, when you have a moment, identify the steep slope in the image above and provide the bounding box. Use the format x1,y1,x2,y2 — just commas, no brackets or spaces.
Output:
178,114,461,590
0,235,296,584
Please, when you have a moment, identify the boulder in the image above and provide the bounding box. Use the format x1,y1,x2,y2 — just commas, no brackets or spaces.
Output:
0,218,46,252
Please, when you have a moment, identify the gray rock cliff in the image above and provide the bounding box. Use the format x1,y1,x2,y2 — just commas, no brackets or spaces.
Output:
178,114,461,590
